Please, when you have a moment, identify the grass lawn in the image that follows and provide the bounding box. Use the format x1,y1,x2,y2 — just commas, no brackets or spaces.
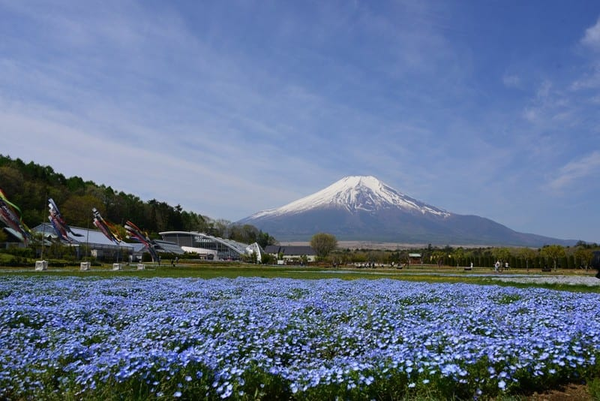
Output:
2,261,598,293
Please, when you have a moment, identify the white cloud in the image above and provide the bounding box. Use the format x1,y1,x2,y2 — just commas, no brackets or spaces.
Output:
547,151,600,192
572,17,600,89
536,81,553,100
521,81,557,124
570,64,600,90
1,1,599,241
502,74,521,88
0,99,322,220
581,17,600,52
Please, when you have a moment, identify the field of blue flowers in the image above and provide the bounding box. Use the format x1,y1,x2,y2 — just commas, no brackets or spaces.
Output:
1,276,599,400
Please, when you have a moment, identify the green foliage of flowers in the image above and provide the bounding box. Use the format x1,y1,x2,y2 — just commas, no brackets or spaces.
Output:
0,276,599,400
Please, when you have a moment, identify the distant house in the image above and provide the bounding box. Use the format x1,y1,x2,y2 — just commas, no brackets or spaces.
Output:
264,245,316,264
408,253,423,265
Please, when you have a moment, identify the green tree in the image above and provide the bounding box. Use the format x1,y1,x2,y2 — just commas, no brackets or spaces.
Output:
181,211,207,232
453,248,465,267
0,166,24,197
310,233,338,259
574,247,594,270
261,253,274,265
351,251,368,264
228,224,265,244
207,219,230,238
540,245,566,271
431,250,445,267
492,247,511,266
62,194,102,227
256,231,277,248
518,247,538,271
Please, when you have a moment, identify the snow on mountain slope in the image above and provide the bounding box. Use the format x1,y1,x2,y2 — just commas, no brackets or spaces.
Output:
239,175,579,245
249,176,450,219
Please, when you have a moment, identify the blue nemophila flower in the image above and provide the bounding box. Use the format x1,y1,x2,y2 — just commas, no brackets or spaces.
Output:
0,276,599,399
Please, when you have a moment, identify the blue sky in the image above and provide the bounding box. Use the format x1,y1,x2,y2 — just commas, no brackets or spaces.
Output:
1,1,600,243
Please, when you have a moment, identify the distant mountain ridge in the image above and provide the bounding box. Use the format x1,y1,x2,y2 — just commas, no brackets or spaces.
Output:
239,176,578,246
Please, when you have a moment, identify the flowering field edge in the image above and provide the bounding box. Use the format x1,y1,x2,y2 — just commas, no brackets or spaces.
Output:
1,275,599,400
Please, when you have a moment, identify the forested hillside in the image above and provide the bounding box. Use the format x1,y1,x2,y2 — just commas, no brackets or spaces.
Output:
0,155,275,246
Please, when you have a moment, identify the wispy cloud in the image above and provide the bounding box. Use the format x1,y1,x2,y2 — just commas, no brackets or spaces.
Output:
521,81,575,127
570,66,600,90
547,151,600,192
502,74,521,88
581,17,600,52
572,17,600,90
1,2,600,241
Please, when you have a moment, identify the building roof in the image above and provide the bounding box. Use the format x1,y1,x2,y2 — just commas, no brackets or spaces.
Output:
264,245,315,256
181,246,218,256
153,239,185,255
159,231,250,255
33,224,185,255
33,223,134,249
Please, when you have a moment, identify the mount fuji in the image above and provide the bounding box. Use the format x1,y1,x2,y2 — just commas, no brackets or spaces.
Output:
238,176,578,246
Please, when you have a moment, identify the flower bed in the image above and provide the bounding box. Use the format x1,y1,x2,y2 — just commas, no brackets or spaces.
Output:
0,276,599,399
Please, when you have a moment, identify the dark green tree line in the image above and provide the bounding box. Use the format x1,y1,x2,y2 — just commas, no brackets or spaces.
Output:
0,155,273,244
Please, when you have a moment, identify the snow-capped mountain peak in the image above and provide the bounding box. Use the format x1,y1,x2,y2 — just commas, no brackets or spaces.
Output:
238,176,578,246
250,176,450,218
239,175,577,246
